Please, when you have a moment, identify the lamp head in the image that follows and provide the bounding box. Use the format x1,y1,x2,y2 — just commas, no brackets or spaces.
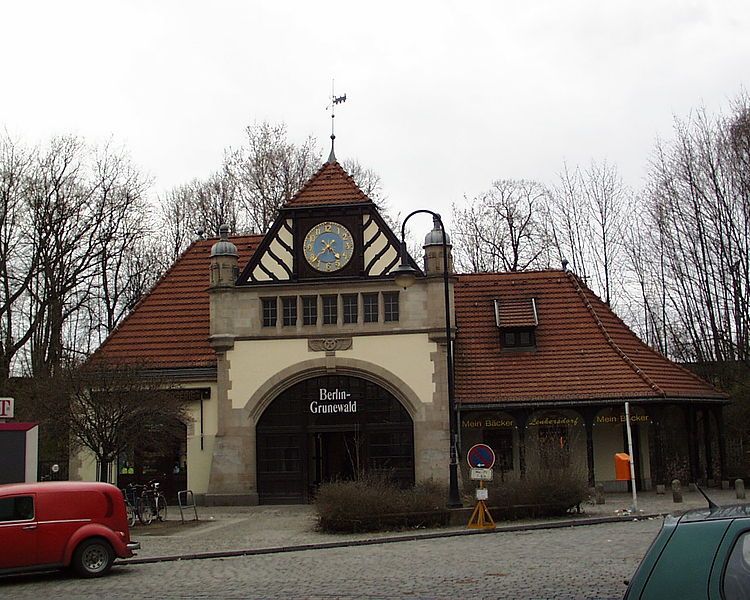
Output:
394,262,418,289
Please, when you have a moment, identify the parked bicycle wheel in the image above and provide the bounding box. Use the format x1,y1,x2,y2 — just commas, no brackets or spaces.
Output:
137,498,154,525
125,502,137,528
155,493,168,522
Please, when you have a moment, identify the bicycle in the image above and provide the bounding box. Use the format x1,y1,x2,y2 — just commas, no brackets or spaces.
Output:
123,483,155,525
121,489,137,528
142,480,168,522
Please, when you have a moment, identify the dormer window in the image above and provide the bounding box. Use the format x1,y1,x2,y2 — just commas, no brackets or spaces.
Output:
495,298,538,351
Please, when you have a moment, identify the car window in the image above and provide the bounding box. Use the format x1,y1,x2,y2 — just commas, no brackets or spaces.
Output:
724,531,750,600
0,495,35,521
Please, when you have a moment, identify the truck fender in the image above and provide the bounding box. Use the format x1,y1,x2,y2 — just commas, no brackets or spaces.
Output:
63,524,126,565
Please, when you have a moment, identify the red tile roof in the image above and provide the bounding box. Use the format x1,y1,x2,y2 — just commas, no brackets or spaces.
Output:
284,161,371,208
453,271,725,404
92,241,723,404
91,235,262,370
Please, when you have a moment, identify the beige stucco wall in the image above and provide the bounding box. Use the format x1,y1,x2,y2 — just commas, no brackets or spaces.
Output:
227,334,437,413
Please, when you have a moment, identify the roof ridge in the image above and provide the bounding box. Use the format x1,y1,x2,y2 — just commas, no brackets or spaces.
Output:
566,271,667,397
284,161,370,208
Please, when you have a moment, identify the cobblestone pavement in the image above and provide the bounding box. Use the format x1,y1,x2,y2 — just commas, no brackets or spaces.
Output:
1,489,746,599
2,518,661,599
124,488,750,560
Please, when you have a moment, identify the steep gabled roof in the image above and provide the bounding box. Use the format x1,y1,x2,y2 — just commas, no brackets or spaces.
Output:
453,270,725,405
284,161,371,208
91,235,262,369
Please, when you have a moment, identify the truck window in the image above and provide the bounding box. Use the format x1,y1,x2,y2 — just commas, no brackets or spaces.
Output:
0,496,34,521
724,531,750,600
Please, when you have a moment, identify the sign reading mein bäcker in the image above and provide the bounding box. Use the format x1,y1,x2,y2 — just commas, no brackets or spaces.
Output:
309,389,357,414
0,397,13,419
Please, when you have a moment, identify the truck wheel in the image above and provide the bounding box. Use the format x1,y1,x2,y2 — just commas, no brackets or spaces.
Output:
72,538,114,578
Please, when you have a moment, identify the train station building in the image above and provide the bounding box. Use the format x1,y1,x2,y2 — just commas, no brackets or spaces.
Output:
74,158,728,504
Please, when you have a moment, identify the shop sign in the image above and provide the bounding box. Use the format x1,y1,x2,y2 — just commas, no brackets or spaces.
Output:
461,417,515,429
309,388,357,414
528,415,579,427
0,397,13,419
595,413,650,425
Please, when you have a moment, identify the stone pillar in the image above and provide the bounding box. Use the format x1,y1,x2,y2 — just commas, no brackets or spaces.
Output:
583,409,596,487
715,406,728,483
702,407,714,483
651,406,666,487
684,405,700,482
515,411,528,479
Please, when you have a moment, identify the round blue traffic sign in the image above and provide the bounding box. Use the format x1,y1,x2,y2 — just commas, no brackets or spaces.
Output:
467,443,496,469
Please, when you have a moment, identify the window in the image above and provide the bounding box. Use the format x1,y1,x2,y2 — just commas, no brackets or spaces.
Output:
483,429,514,472
302,296,317,326
322,295,338,325
363,293,378,323
262,298,277,327
343,294,358,324
724,532,750,600
501,328,536,350
538,425,570,468
383,292,399,322
0,496,34,521
282,297,297,327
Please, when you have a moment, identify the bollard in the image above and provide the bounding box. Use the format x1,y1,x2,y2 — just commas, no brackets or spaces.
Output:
688,483,697,492
656,484,665,495
736,479,746,500
671,479,683,503
722,480,730,490
595,483,605,505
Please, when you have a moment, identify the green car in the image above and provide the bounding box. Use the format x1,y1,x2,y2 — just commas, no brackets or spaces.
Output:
625,504,750,599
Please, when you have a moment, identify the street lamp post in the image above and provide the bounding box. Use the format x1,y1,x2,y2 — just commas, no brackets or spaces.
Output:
394,210,462,509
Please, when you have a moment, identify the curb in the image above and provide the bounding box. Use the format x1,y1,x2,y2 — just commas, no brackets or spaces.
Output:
116,512,665,566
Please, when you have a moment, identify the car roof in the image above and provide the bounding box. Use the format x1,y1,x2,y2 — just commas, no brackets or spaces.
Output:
679,503,750,523
0,481,117,495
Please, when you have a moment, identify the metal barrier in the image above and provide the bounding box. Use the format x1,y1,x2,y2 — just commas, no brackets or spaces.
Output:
177,489,199,523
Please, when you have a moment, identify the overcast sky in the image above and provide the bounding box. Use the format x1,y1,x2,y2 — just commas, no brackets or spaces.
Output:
2,0,749,232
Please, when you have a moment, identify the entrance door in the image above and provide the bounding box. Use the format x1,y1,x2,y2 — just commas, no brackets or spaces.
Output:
313,431,360,488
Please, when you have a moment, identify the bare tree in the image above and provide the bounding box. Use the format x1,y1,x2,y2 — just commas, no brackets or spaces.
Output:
452,179,552,272
628,95,750,365
224,121,321,233
88,142,152,343
65,360,190,482
0,133,35,384
547,161,629,305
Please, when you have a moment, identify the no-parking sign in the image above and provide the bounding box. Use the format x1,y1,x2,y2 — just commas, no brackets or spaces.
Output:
467,443,495,469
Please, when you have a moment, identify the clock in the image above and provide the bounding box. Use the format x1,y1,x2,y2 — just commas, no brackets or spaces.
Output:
303,221,354,272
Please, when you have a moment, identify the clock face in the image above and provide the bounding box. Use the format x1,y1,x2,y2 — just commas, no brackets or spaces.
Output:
304,221,354,272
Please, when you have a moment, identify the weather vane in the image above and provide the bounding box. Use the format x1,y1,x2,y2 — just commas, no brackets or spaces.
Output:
326,79,346,163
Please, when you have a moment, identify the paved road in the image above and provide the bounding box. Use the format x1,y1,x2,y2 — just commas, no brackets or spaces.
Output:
1,518,661,599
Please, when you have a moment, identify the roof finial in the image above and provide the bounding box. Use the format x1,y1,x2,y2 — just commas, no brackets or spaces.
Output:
327,79,346,164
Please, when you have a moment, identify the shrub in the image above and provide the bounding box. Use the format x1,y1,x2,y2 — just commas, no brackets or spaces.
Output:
314,473,448,533
464,468,590,519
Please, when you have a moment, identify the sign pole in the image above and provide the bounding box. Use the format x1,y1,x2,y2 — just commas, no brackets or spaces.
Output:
625,402,638,512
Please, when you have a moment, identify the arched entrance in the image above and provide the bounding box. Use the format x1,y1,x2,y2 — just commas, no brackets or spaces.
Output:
256,374,414,504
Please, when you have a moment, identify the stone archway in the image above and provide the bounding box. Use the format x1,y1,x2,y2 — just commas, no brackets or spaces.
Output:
256,373,415,504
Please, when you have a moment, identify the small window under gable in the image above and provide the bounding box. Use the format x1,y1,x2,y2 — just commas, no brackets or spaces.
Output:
494,298,538,351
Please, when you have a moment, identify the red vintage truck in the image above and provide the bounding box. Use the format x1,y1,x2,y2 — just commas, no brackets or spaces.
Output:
0,481,139,577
